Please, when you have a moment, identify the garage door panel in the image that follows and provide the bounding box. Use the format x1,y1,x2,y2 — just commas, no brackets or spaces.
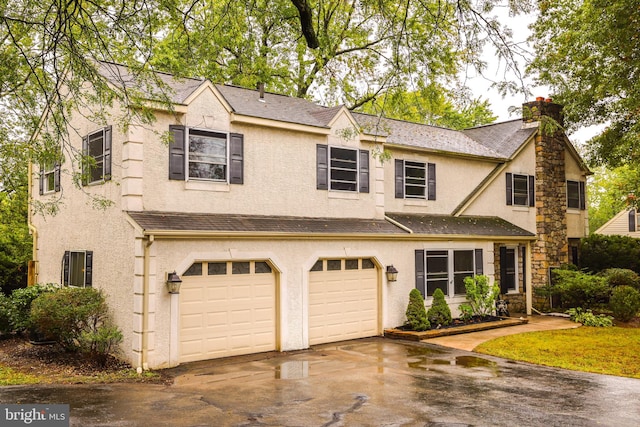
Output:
180,262,276,363
309,261,378,346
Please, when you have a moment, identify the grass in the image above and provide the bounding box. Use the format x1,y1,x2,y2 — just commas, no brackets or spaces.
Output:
0,366,42,386
475,327,640,379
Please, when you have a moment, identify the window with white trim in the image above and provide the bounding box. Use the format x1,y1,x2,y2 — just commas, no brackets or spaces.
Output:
82,127,112,185
39,161,60,194
415,249,483,297
62,251,93,287
188,129,227,181
394,159,436,200
506,172,534,207
316,144,369,193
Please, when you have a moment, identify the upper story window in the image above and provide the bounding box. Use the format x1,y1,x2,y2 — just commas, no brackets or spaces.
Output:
62,250,93,287
316,144,369,193
169,125,244,184
506,172,534,207
82,126,112,185
566,180,586,210
394,159,436,200
39,161,60,194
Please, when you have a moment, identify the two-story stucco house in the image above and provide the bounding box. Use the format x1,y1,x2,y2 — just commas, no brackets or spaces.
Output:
29,63,590,369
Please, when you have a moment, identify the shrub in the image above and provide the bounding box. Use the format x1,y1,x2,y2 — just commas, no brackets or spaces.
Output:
579,234,640,274
566,308,613,327
463,275,499,317
599,268,640,291
8,284,57,333
458,304,474,322
0,294,12,334
427,288,452,327
551,269,610,309
405,289,430,331
609,286,640,322
30,287,122,365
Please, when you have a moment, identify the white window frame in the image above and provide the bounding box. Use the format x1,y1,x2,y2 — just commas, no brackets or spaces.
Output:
404,160,427,199
329,146,359,192
62,250,92,288
41,162,57,194
86,129,106,184
424,249,479,298
186,128,229,182
566,180,584,210
512,174,530,206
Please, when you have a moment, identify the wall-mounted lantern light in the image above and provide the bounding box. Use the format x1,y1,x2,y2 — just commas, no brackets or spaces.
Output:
166,271,182,294
386,265,398,282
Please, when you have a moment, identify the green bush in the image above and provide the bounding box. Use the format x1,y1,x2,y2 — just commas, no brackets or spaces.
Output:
566,308,613,327
579,234,640,274
463,275,499,318
599,268,640,291
426,288,452,326
458,304,474,322
551,269,610,309
8,284,57,332
405,289,430,331
0,294,12,334
30,287,122,365
609,286,640,322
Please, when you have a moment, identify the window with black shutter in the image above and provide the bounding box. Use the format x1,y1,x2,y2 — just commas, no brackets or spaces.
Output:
62,250,93,287
82,126,112,185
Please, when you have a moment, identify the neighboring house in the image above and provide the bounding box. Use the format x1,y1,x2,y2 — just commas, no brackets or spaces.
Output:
595,208,640,237
29,63,590,369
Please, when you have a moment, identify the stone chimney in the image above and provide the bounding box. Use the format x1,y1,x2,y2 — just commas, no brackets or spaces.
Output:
524,97,569,306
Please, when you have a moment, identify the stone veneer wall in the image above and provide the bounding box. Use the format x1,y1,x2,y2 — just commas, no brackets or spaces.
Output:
524,100,569,307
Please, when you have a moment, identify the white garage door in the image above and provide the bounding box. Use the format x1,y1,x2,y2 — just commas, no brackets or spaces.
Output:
179,260,277,363
309,258,379,345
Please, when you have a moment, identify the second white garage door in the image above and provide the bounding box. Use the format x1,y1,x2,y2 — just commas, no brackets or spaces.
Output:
308,258,379,345
179,260,277,363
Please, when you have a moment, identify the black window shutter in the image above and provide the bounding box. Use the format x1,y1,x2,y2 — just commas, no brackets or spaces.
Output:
229,133,244,184
505,173,513,205
499,246,509,294
39,165,44,195
528,175,535,207
359,149,369,193
427,163,436,201
54,162,61,192
82,135,89,186
316,144,328,190
395,159,404,198
85,251,93,287
62,251,70,286
415,249,426,298
579,181,586,210
168,125,186,180
104,126,112,181
629,210,636,232
474,249,483,275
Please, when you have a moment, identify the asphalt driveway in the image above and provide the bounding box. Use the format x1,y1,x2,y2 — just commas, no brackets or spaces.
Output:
2,338,639,426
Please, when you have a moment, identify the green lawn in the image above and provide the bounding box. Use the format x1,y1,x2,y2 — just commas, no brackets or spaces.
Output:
475,327,640,379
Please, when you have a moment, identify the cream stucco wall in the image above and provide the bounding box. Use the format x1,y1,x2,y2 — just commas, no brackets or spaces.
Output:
384,149,499,215
565,147,589,238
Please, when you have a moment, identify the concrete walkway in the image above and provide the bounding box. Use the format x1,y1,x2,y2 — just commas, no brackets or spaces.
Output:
426,313,580,351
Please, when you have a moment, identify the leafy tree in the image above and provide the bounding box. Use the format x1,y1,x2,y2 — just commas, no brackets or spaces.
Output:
0,185,31,294
530,0,640,169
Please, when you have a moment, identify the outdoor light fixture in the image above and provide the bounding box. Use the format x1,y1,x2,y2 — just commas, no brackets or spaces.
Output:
166,271,182,294
386,265,398,282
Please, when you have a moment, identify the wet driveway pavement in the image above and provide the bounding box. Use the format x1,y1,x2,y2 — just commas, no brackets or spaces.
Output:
1,338,639,426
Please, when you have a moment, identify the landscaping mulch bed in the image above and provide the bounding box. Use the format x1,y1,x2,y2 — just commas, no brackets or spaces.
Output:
384,316,528,341
0,335,172,385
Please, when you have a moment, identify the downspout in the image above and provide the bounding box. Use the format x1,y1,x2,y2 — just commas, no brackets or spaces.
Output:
27,161,38,285
525,241,533,316
141,234,154,371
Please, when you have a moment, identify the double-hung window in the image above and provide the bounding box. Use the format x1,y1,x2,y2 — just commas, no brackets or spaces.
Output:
415,249,483,298
316,144,369,193
62,250,93,287
39,161,60,194
506,172,535,207
169,126,244,184
566,180,586,210
394,160,436,200
82,126,112,185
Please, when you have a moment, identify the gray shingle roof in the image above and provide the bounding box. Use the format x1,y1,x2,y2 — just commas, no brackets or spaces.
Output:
127,211,407,235
462,120,537,158
386,213,535,237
